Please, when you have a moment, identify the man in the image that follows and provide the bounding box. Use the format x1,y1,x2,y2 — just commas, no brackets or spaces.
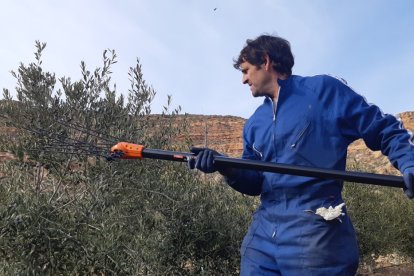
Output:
189,34,414,275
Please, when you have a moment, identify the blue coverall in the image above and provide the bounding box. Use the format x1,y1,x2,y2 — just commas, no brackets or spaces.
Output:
224,75,414,275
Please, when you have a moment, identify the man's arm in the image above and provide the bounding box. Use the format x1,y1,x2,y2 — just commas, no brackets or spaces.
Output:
334,78,414,197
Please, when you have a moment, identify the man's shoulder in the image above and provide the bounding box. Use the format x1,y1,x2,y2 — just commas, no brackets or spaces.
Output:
294,74,343,86
293,74,354,96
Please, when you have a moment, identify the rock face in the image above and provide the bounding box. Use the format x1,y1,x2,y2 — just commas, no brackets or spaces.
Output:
179,115,245,157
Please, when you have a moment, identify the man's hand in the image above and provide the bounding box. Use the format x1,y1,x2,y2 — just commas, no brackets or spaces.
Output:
403,167,414,199
188,147,224,174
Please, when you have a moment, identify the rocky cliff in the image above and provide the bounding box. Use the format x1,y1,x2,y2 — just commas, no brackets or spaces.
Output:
177,115,245,157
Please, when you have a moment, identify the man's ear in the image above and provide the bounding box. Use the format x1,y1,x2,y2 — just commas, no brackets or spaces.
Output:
263,54,271,71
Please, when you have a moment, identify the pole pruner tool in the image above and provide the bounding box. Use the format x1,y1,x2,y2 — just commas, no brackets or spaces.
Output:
109,142,405,189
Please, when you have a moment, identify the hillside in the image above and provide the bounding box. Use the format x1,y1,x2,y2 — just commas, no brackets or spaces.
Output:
176,115,245,156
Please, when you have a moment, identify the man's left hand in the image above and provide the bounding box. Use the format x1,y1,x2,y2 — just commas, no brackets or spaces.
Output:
403,167,414,199
188,147,223,174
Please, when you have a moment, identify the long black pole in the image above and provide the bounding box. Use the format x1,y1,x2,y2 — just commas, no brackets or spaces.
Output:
141,148,405,189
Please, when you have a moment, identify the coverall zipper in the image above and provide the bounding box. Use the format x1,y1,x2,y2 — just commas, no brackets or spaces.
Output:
291,121,311,148
271,87,281,149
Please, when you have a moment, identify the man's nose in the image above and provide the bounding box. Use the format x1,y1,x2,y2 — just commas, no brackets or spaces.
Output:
242,75,248,84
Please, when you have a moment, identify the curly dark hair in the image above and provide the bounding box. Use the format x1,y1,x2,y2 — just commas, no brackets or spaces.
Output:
233,35,294,76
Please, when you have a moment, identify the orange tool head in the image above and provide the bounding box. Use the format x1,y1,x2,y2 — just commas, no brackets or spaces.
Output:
110,142,144,159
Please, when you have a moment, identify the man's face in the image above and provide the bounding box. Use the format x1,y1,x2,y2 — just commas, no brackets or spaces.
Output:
240,60,274,98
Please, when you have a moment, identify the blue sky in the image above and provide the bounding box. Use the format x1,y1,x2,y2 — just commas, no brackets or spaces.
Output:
1,0,413,119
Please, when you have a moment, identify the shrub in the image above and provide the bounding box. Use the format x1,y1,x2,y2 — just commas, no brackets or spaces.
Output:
343,181,414,261
0,41,255,275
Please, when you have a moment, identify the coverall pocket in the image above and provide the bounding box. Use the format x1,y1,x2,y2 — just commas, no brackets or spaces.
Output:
240,210,261,256
290,120,335,168
290,120,311,149
297,201,358,270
